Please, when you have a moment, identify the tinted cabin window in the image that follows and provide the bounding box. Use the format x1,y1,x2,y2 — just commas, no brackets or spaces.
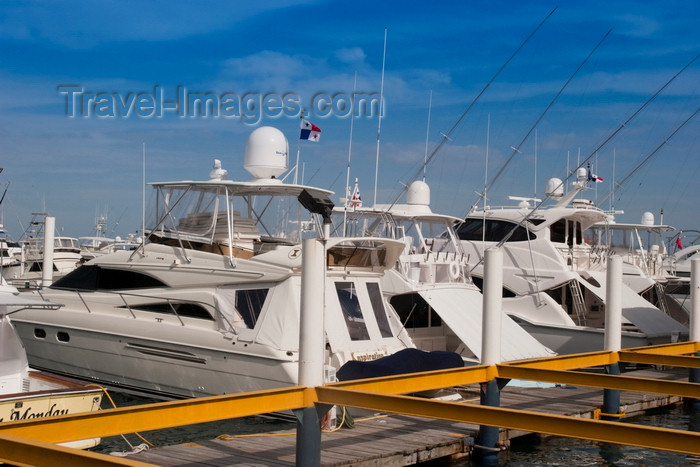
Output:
126,302,213,320
457,219,533,242
335,282,370,341
367,282,393,338
51,265,166,291
550,220,566,243
389,293,442,328
236,289,269,329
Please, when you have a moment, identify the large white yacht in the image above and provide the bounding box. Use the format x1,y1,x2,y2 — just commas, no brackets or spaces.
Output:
332,180,555,363
11,127,417,399
456,170,687,354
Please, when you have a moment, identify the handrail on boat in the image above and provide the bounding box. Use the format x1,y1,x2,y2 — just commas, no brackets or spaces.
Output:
63,288,238,335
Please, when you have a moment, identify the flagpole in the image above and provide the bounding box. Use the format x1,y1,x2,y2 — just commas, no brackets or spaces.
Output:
344,72,357,236
294,111,304,185
373,27,387,207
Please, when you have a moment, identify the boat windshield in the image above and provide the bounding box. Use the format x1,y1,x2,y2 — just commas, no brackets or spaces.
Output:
146,184,323,254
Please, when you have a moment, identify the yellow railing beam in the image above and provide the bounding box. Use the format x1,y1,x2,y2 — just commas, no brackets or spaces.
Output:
0,386,312,444
497,366,700,397
315,387,700,455
618,352,700,368
329,365,496,393
0,433,156,467
621,341,700,355
503,350,616,370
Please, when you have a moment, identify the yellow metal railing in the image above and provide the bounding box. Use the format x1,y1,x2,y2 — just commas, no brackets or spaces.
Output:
0,341,698,465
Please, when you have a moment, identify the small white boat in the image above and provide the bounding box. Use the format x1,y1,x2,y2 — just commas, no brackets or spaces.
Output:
0,281,103,449
2,214,83,286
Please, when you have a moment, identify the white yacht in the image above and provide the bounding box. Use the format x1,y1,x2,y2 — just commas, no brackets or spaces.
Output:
662,242,700,325
2,214,83,286
0,280,103,449
11,127,420,399
587,212,681,318
332,180,555,363
456,170,687,354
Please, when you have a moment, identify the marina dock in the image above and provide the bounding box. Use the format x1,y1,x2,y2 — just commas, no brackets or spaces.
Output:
127,367,688,466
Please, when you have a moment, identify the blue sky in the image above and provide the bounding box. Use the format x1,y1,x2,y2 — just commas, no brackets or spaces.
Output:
1,1,699,241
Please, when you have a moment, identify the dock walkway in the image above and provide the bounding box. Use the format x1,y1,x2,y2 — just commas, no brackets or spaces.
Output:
127,367,687,466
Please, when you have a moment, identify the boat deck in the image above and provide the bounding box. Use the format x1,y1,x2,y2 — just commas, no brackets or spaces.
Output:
126,367,688,466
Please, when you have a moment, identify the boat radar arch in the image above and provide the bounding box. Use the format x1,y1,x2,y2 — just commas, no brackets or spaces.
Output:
243,126,289,181
545,178,564,199
641,211,654,226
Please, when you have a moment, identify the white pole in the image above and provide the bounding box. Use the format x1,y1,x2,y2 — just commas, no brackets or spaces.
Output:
691,258,700,342
605,255,622,352
41,216,55,288
298,238,325,387
481,247,503,365
373,27,387,207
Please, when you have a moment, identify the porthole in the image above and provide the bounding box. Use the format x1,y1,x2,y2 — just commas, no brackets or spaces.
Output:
34,328,46,338
57,331,70,342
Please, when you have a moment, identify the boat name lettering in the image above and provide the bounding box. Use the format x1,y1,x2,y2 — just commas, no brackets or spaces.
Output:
352,352,385,362
8,403,69,421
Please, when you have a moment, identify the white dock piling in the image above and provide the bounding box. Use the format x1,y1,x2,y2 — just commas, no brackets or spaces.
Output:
296,237,326,467
690,258,700,406
41,216,55,288
475,247,503,464
691,258,700,343
481,247,503,366
604,255,622,352
603,255,622,421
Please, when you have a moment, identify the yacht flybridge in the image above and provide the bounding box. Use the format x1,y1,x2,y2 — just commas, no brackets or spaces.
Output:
11,127,416,398
332,180,555,363
457,169,687,354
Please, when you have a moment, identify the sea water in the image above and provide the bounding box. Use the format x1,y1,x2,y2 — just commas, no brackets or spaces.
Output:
92,392,700,466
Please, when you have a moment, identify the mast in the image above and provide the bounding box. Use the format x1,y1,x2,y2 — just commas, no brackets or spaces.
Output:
343,73,358,236
373,27,387,207
423,90,432,182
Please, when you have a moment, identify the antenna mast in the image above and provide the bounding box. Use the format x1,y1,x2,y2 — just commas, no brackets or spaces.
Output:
373,27,387,207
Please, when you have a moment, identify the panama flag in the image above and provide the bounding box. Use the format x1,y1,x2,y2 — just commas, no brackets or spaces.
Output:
587,164,603,183
300,119,321,142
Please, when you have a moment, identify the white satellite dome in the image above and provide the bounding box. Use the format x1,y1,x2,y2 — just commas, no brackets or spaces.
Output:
545,178,564,198
244,127,289,179
576,167,587,181
641,211,654,226
406,180,430,206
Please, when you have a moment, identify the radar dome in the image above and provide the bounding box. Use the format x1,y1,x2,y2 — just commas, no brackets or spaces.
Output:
641,211,654,226
244,127,289,179
545,178,564,198
406,180,430,206
577,167,587,181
